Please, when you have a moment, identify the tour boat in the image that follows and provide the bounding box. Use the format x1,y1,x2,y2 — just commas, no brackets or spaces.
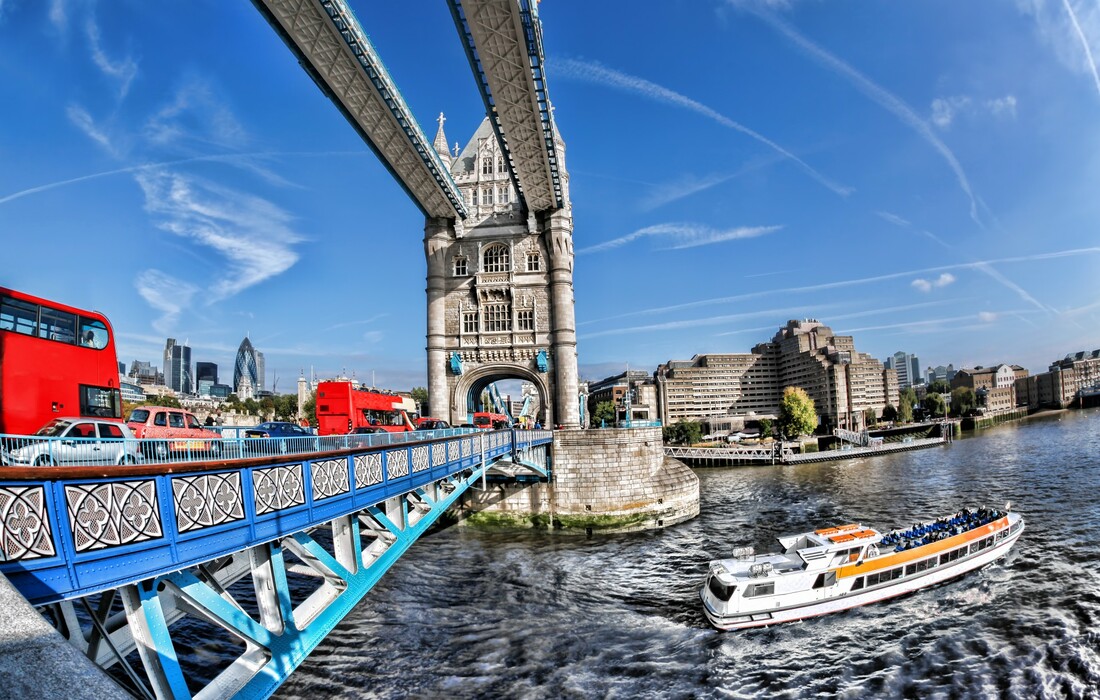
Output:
701,506,1024,630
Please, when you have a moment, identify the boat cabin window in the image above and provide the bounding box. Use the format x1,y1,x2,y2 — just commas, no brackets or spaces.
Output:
905,558,937,576
851,576,865,591
865,568,903,587
744,582,775,597
812,572,837,589
707,576,736,602
939,548,963,566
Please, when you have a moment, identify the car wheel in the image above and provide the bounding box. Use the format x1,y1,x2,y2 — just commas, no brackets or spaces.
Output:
118,454,138,465
34,454,56,466
153,441,169,460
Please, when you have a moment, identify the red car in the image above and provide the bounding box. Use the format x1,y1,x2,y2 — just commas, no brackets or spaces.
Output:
126,405,221,459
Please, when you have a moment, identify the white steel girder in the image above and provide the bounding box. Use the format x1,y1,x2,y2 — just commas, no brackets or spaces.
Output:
454,0,564,212
254,0,467,219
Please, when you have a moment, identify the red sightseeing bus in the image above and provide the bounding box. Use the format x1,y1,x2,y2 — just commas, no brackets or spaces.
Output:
314,380,417,435
472,411,511,430
0,287,122,436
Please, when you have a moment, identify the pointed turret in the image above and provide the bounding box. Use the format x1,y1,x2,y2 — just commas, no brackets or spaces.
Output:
433,112,452,168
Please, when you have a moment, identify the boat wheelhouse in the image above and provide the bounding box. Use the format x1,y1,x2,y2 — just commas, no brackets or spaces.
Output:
701,507,1024,630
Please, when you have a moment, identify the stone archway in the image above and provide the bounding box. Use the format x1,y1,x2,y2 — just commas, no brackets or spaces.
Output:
451,363,551,427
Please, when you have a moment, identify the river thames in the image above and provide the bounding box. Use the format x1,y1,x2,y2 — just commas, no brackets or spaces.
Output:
273,409,1100,699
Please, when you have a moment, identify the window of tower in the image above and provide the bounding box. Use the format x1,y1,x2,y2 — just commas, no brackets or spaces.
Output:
481,188,493,206
481,157,491,175
453,257,468,276
462,312,478,334
517,309,534,331
496,156,504,173
500,187,510,204
482,244,510,273
483,303,512,332
526,252,541,272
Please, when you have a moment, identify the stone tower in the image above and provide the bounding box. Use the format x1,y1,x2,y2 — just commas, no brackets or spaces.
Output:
424,114,578,427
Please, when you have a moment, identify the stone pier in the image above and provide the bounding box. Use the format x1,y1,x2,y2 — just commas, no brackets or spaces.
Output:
459,427,699,533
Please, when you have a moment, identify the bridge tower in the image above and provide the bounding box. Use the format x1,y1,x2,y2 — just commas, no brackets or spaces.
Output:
425,114,578,427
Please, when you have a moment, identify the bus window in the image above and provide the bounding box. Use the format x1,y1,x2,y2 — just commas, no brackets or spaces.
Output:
80,385,121,419
79,318,109,350
0,296,39,336
40,306,77,344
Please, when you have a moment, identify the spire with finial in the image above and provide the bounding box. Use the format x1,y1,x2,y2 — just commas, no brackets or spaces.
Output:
433,112,452,167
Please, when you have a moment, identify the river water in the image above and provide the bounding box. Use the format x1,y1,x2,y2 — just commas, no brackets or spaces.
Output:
275,409,1100,699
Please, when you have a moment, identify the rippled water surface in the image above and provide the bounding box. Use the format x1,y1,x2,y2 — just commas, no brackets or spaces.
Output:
276,410,1100,699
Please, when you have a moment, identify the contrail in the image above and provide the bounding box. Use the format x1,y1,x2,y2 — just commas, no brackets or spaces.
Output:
735,3,983,227
555,57,854,197
1061,0,1100,99
0,151,362,206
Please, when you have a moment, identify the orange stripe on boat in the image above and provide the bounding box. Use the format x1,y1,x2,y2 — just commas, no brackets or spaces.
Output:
836,516,1009,579
816,524,859,536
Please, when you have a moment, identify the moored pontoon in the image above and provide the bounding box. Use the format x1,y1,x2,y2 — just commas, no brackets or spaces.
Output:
701,506,1024,630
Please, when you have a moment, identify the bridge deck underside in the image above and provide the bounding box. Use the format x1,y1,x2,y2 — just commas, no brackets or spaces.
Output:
253,0,466,219
452,0,563,211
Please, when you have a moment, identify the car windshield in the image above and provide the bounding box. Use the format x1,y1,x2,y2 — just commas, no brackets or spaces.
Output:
35,419,73,436
128,409,150,424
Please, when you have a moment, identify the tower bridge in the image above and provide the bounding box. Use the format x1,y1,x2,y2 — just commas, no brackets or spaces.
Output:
2,2,700,697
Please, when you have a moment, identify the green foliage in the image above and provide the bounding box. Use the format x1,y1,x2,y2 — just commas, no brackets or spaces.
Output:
929,379,951,394
260,396,275,419
882,404,898,422
863,408,877,427
923,393,947,418
302,390,318,428
226,393,241,407
663,420,703,445
273,394,299,421
950,386,977,417
410,386,429,414
243,398,260,416
778,386,817,439
897,387,917,423
758,418,773,439
144,394,182,408
591,400,616,427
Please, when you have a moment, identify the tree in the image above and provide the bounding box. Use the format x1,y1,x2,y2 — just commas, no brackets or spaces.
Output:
260,396,276,420
950,387,977,417
758,418,773,439
410,386,429,415
591,400,616,427
243,398,260,416
663,420,703,445
273,394,298,421
898,387,917,423
863,408,878,428
302,390,318,428
778,386,817,439
923,393,947,419
929,379,951,395
882,404,898,423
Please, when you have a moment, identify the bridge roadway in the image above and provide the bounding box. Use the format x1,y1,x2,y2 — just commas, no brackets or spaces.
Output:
0,428,552,699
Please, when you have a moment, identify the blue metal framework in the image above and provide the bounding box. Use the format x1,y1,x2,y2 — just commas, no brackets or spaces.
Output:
251,0,467,220
1,430,552,699
447,0,564,211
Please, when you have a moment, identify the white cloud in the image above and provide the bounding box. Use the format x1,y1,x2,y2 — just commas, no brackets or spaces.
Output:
49,0,67,32
978,311,998,323
931,95,1017,129
1018,0,1100,99
134,170,303,300
577,223,781,255
135,270,198,333
554,57,853,196
911,273,955,293
144,77,249,151
85,17,137,99
66,104,117,155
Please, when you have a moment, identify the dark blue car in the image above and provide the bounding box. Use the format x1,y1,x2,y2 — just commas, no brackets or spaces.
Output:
244,422,319,454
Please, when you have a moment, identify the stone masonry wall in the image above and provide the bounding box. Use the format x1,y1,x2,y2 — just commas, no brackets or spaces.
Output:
461,427,699,533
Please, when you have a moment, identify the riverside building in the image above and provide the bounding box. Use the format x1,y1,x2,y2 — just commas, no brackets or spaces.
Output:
656,319,899,432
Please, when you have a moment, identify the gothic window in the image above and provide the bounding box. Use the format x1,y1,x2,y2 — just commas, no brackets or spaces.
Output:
526,252,541,272
481,157,491,175
483,303,511,332
453,256,468,276
480,188,493,206
496,156,504,173
462,311,478,334
517,309,534,331
500,186,510,204
482,244,510,273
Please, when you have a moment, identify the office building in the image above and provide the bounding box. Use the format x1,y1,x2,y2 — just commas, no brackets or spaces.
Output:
167,341,192,395
884,351,922,389
196,362,218,397
656,319,898,432
233,337,261,399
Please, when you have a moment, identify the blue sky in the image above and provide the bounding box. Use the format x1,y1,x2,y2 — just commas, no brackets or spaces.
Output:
2,0,1099,393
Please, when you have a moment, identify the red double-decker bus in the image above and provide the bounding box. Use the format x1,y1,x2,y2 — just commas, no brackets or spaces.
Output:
472,411,511,430
0,288,122,436
314,380,416,435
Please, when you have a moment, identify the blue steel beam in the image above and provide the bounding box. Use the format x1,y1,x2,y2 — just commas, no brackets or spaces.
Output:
448,0,564,212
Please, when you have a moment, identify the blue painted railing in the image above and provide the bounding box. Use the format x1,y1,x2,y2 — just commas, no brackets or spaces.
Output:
0,429,552,605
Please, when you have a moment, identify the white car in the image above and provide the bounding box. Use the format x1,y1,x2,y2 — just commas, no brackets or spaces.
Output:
2,418,142,466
